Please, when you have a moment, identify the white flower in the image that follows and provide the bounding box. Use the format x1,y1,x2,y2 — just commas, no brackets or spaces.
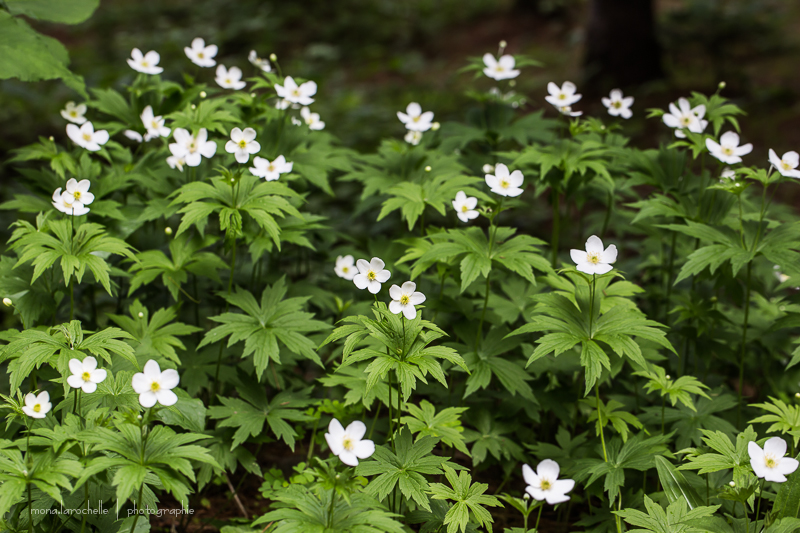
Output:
721,167,736,181
131,360,179,408
60,101,87,124
170,128,217,167
66,356,107,393
300,107,325,130
167,153,186,171
291,117,302,126
486,163,524,197
249,50,272,72
769,149,800,179
397,102,434,132
140,106,170,141
215,65,246,90
522,460,575,505
250,155,293,181
225,127,261,164
662,98,707,138
62,178,94,207
483,53,520,81
482,164,495,174
774,265,790,284
749,437,799,483
557,106,583,117
22,391,52,419
706,131,753,165
389,281,426,320
325,418,375,466
66,121,109,152
452,191,479,223
52,187,90,216
127,48,163,75
124,130,143,143
353,257,391,294
335,255,358,280
404,130,423,145
570,235,617,275
184,37,217,68
545,82,582,108
275,76,317,105
601,89,633,119
275,99,292,110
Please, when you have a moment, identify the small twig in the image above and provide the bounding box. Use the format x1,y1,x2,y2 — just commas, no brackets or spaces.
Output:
224,472,249,519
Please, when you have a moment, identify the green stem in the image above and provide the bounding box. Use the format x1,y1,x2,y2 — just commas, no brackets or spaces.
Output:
388,370,395,452
534,503,543,532
475,204,500,349
595,382,608,462
661,397,666,434
368,402,381,440
28,482,33,533
306,415,320,463
129,484,144,533
80,483,88,533
753,478,765,533
737,261,752,428
551,188,560,268
616,492,622,533
214,236,237,397
664,231,677,325
69,277,74,321
588,275,596,337
327,484,337,529
601,191,613,237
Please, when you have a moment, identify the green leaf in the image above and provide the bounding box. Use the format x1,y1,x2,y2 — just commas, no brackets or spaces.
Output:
654,456,705,510
6,0,99,24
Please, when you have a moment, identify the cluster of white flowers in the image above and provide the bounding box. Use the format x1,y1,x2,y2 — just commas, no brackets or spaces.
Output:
334,256,427,319
398,103,437,145
52,178,94,216
545,82,583,117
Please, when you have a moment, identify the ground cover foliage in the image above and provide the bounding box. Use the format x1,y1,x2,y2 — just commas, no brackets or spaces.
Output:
5,12,800,533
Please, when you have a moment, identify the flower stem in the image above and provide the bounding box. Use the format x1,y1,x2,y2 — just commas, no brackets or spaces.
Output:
753,478,765,533
213,236,237,397
551,188,560,268
327,483,337,529
588,274,596,338
306,415,320,463
737,261,752,428
388,370,395,452
534,503,543,532
595,382,608,462
28,483,32,533
616,492,622,533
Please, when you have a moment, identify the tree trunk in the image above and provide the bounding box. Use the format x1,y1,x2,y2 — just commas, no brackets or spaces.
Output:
583,0,664,91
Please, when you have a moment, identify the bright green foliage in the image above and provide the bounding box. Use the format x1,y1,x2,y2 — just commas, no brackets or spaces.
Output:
679,426,758,476
428,465,501,533
402,400,470,455
750,398,800,448
615,496,719,533
108,301,201,364
635,365,710,412
199,278,330,378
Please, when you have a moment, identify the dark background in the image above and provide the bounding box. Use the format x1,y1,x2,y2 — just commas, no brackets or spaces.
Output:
0,0,797,170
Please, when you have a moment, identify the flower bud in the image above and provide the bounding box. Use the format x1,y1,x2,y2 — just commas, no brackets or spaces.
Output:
499,40,507,49
138,312,144,318
431,122,440,131
191,104,197,110
269,53,277,62
795,392,800,398
48,136,54,141
729,481,735,487
250,92,256,98
137,414,142,420
335,474,340,479
165,227,173,236
523,493,530,500
2,298,12,307
200,91,207,98
718,81,726,90
665,375,671,379
425,166,432,172
509,80,516,88
23,470,28,476
482,164,495,174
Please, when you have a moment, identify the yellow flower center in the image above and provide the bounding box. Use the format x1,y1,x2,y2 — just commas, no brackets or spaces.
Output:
400,294,410,305
268,164,275,172
461,205,469,212
151,120,159,129
540,479,552,490
613,102,621,109
681,117,692,126
343,437,354,451
766,456,778,469
33,404,41,413
306,117,313,124
500,179,509,189
587,252,601,264
412,116,421,122
70,111,77,117
783,162,792,170
82,371,91,381
226,78,232,84
198,52,204,58
292,89,301,97
141,61,149,67
150,382,161,392
495,66,504,72
189,142,197,153
238,139,247,148
342,266,349,273
367,270,376,281
83,133,92,141
722,147,733,156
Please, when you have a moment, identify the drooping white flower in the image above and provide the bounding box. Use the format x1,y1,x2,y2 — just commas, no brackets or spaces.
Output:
570,235,617,275
601,89,633,119
275,99,292,110
170,128,217,167
389,281,426,320
662,98,707,138
749,437,799,483
249,155,293,181
720,167,736,181
325,418,375,467
66,356,107,394
275,76,317,105
291,117,302,126
123,130,143,143
300,107,325,130
60,101,87,124
482,53,520,81
404,130,423,146
66,122,109,152
335,255,358,280
557,105,583,117
769,149,800,179
545,82,582,108
706,131,753,165
52,187,90,216
397,102,434,132
486,163,524,197
167,152,186,171
452,191,479,223
774,265,791,284
22,391,52,419
215,65,246,90
127,48,163,75
140,106,171,141
184,37,217,68
131,360,179,408
522,460,575,505
225,127,261,163
248,50,272,72
62,178,95,207
353,257,391,294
